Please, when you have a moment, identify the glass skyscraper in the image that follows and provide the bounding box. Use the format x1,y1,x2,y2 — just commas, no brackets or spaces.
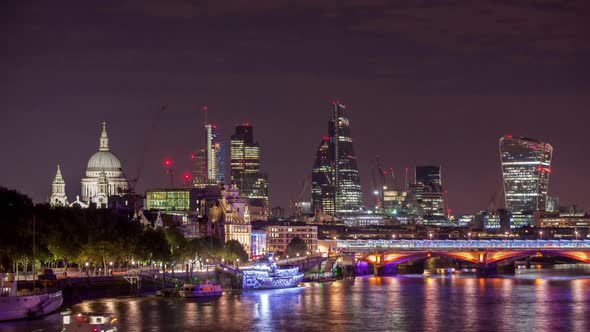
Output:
410,165,445,222
499,135,553,226
191,148,207,188
206,124,225,184
311,103,363,215
230,123,269,209
311,137,335,215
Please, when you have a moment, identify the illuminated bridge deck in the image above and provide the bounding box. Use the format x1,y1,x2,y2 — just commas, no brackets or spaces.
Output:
337,239,590,251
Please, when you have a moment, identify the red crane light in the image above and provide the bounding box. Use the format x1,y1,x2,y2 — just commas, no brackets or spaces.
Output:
190,154,195,159
202,105,208,111
184,173,190,180
164,160,172,167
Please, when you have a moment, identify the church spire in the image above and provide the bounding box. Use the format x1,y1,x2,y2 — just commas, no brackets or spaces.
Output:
55,164,63,180
99,121,109,151
50,164,67,206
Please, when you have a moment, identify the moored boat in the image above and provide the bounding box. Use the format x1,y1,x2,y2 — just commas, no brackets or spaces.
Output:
0,273,63,321
241,254,304,290
178,280,223,298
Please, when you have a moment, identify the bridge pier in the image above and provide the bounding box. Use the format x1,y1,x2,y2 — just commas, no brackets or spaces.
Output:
475,263,497,277
375,263,398,276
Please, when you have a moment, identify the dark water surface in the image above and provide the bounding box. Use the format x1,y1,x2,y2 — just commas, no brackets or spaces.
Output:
3,273,590,332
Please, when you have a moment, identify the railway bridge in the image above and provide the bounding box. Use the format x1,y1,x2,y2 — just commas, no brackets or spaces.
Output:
337,239,590,276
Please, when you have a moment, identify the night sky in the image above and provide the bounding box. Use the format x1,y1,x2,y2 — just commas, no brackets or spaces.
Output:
2,0,589,214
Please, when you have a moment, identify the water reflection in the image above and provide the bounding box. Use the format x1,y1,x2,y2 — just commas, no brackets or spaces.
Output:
3,273,590,331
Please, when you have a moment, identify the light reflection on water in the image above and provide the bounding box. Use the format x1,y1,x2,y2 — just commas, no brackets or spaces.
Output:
2,274,590,332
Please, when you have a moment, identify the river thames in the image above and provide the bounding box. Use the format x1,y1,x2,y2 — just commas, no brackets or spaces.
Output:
3,269,590,332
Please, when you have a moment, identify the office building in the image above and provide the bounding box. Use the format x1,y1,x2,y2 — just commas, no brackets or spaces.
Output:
410,165,445,223
266,225,318,254
191,148,207,188
311,103,363,216
230,123,269,217
206,124,225,185
311,137,335,215
499,135,553,227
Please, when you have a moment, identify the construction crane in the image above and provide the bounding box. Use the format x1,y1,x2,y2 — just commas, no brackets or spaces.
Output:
290,175,310,217
127,105,167,193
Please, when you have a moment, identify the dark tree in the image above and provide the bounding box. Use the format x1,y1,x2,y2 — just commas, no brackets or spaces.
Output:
286,237,309,257
224,240,249,264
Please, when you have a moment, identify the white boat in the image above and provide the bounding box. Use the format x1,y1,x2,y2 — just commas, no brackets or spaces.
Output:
241,254,304,290
61,311,118,331
0,273,63,321
178,280,223,298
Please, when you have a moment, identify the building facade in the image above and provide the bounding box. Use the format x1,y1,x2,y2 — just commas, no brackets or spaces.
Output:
499,136,553,227
230,124,269,218
311,137,335,215
410,165,445,223
191,148,208,188
311,103,363,216
266,225,318,254
330,103,363,214
80,122,130,205
206,124,225,185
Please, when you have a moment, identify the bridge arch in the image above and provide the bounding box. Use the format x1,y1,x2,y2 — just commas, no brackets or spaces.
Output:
360,250,590,266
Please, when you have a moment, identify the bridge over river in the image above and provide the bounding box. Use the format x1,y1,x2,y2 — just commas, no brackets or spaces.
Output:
336,239,590,276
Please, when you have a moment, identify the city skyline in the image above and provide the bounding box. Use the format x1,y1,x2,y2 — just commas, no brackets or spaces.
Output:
2,1,589,214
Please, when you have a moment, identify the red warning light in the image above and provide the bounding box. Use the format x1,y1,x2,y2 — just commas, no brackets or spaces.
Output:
505,134,513,138
183,173,190,180
203,105,208,111
212,124,217,129
323,136,330,141
164,160,172,167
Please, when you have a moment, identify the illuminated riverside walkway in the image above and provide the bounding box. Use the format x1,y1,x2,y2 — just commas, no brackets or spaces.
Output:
336,239,590,276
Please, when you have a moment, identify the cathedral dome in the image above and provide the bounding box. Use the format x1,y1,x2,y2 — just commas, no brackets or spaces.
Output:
87,151,122,171
84,122,125,177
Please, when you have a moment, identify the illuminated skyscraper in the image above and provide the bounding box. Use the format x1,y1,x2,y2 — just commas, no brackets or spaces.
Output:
410,165,445,223
206,124,225,184
191,148,207,188
330,103,363,214
311,103,363,215
499,135,553,227
230,123,269,213
311,137,335,215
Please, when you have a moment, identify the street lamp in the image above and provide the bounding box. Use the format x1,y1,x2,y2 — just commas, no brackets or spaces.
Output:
429,233,433,241
468,232,472,240
236,258,240,268
392,234,396,240
539,231,543,240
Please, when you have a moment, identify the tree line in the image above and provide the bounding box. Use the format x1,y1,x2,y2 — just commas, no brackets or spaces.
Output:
0,187,248,276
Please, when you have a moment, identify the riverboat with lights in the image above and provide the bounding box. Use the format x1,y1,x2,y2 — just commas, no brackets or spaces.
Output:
241,254,304,289
178,280,223,298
